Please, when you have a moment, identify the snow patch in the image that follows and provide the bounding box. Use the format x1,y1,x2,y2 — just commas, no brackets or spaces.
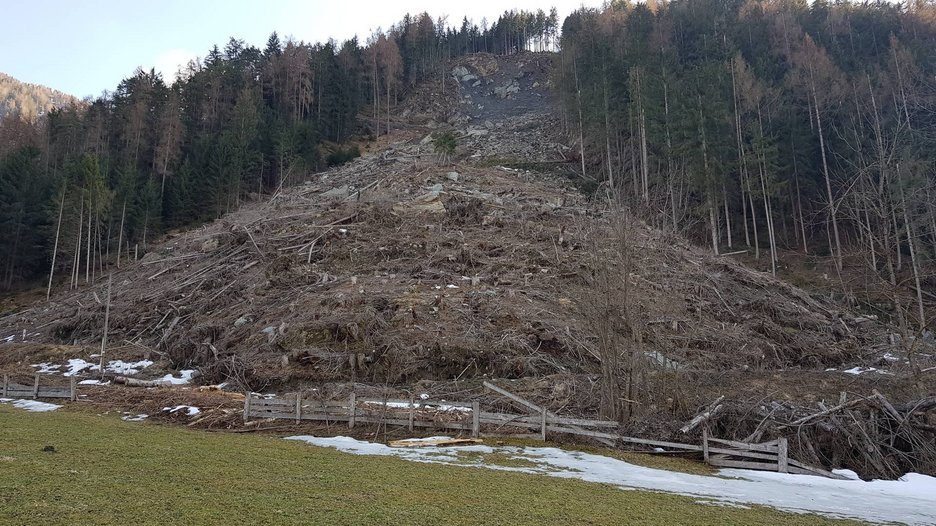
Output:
157,369,197,385
163,405,200,416
78,379,110,386
31,358,155,377
105,359,155,375
32,363,62,374
285,435,936,525
0,398,62,412
121,413,148,422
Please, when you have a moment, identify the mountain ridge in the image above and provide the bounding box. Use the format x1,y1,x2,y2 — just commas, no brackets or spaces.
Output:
0,72,81,121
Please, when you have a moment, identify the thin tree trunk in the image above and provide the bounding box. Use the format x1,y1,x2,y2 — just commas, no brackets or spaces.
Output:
603,71,614,190
47,190,66,299
99,274,112,381
116,201,126,268
72,197,84,289
792,140,808,254
730,59,749,248
574,58,586,180
865,207,877,271
812,81,842,270
898,168,925,331
699,100,718,255
723,184,732,249
85,196,92,284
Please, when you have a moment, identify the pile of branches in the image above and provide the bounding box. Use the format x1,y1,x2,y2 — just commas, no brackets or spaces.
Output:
713,392,936,479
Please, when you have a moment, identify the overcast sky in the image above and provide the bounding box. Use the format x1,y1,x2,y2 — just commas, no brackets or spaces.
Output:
1,0,599,98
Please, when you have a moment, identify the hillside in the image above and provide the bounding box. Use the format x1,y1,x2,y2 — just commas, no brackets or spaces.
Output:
0,72,79,121
1,52,934,480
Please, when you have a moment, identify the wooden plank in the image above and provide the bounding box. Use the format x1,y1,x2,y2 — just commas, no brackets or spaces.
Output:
36,389,72,398
295,395,302,424
408,395,415,432
471,401,480,438
478,412,617,428
251,399,296,409
707,438,780,454
250,410,302,420
389,438,482,448
348,416,472,430
546,425,618,441
540,408,547,441
778,437,789,473
617,436,703,452
784,457,849,479
70,376,77,401
348,393,356,429
702,427,709,463
243,393,251,422
2,375,7,397
707,457,779,471
33,374,40,399
484,381,615,447
707,447,779,462
297,402,350,410
478,415,541,430
483,381,544,413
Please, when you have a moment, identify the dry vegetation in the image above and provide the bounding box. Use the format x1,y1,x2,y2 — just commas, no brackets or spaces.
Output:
1,52,933,480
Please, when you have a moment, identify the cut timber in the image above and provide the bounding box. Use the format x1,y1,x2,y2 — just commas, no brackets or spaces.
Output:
389,438,482,448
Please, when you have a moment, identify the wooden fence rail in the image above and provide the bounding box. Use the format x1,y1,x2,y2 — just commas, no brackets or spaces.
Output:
2,374,77,401
243,383,846,480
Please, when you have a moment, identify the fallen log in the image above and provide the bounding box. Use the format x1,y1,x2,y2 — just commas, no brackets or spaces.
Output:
680,395,725,434
114,376,171,387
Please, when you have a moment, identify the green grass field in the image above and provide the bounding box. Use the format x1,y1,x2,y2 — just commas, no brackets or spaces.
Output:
0,406,858,525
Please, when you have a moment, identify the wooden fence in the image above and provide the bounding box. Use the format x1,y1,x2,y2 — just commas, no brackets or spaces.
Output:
2,374,77,401
243,381,845,480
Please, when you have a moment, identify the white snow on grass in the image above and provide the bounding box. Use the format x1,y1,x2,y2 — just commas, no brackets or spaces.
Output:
285,435,936,525
0,398,62,412
163,405,200,416
121,413,148,422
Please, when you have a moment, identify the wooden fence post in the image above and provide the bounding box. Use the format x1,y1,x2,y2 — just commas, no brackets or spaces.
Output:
295,393,302,424
472,401,480,438
70,376,77,401
408,395,415,432
243,392,252,422
348,393,356,429
2,375,8,397
778,437,789,473
702,427,710,463
540,408,547,441
33,374,40,399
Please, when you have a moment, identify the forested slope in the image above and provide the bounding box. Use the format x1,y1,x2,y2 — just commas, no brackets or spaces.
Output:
0,72,79,121
557,0,936,331
0,10,558,291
